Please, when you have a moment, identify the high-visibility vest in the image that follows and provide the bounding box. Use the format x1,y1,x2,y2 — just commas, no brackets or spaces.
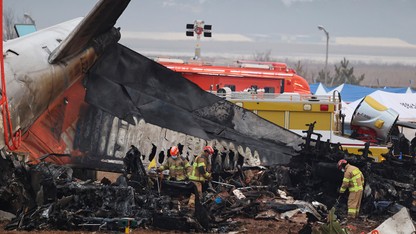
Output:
188,155,210,182
340,164,364,193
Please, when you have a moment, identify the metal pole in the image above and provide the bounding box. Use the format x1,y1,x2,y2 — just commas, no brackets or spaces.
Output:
318,25,329,86
325,31,329,78
195,35,201,60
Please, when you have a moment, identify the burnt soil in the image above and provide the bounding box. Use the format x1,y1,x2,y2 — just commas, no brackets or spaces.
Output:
1,217,379,234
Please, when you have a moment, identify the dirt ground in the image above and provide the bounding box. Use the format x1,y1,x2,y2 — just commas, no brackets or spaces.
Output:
0,219,303,234
1,216,379,234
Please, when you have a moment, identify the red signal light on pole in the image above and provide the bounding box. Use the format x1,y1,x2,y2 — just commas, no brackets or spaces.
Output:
186,20,212,60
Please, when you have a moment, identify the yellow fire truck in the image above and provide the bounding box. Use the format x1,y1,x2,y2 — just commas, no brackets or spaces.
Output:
216,89,397,162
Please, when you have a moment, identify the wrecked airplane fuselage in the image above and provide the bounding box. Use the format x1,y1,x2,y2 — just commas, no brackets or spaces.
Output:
2,0,301,170
74,43,302,170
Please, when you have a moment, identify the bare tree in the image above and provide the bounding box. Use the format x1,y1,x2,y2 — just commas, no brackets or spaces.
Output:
315,69,331,85
252,49,272,61
3,7,22,40
293,60,308,79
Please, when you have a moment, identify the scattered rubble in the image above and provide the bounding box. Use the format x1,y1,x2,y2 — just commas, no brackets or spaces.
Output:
0,124,415,233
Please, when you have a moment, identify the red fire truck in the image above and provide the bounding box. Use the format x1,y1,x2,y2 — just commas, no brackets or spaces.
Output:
157,59,310,94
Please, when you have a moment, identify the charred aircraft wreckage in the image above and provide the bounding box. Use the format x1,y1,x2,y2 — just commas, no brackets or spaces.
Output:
0,0,415,233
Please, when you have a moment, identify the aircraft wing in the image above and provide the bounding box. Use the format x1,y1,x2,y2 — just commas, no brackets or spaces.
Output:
48,0,130,63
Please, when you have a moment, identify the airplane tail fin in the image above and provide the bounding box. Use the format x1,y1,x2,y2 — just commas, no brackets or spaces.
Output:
48,0,130,63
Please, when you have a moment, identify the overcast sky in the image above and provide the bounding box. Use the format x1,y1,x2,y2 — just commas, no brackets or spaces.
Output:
5,0,416,43
4,0,416,64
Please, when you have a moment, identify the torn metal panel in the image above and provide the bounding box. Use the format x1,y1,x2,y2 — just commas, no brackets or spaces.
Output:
370,207,415,233
16,80,87,165
0,210,15,221
84,43,302,166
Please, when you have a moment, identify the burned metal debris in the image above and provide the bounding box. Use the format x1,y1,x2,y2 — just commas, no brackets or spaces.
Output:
1,122,415,232
82,43,301,166
0,152,34,215
289,123,416,221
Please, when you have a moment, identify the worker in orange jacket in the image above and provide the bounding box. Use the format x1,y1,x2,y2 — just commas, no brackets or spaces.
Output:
188,145,214,208
337,159,365,219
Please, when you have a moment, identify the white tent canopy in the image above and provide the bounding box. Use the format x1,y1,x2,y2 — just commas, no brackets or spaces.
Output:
311,83,414,103
314,83,330,95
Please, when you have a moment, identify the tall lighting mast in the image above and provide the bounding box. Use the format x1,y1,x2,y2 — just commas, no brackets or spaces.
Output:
317,25,329,86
